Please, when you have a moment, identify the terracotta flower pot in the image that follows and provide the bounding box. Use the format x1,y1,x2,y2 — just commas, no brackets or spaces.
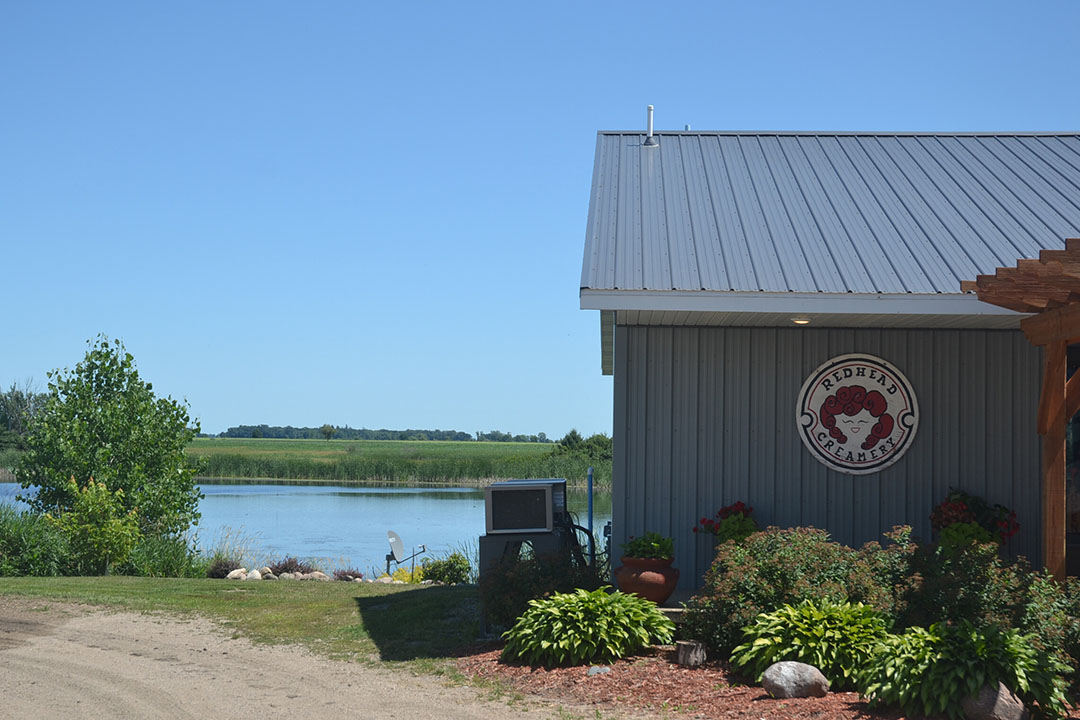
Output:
614,556,679,604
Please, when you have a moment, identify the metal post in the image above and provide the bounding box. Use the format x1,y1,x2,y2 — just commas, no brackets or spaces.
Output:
587,466,595,564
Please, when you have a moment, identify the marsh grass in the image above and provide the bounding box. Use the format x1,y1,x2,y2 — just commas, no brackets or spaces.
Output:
187,438,610,487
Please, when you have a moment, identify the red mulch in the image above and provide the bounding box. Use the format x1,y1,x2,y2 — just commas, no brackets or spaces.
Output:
456,644,1080,720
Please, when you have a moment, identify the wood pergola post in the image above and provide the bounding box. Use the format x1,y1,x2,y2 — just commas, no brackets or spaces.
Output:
963,238,1080,581
1041,340,1067,580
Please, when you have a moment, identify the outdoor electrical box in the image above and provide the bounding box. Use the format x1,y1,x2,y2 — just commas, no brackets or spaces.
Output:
484,478,566,534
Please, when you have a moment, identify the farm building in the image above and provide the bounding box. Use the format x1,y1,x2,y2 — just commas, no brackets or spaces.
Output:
579,125,1080,588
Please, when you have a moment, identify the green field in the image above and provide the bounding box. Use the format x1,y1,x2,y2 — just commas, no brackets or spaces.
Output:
187,438,610,487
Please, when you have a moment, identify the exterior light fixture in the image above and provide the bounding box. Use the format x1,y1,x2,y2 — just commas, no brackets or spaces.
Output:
792,316,811,326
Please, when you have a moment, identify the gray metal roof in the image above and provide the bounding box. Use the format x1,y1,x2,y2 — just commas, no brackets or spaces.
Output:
581,132,1080,297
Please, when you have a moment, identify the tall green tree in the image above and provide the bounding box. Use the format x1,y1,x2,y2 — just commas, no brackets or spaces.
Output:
320,423,336,441
17,336,204,536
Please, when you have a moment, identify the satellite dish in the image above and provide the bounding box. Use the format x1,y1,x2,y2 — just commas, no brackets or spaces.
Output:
385,530,427,576
387,530,405,563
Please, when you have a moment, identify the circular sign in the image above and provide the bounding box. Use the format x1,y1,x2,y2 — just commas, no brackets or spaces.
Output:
796,354,919,475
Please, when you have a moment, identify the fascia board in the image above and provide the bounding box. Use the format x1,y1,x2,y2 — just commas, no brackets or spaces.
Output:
579,289,1023,317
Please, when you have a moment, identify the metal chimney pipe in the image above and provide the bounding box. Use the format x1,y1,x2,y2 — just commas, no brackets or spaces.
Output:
644,105,657,146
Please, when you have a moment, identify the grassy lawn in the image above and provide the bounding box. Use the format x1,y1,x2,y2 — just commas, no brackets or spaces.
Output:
0,576,483,671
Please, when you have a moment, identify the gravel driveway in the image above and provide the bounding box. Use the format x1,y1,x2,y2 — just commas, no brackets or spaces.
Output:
0,597,634,720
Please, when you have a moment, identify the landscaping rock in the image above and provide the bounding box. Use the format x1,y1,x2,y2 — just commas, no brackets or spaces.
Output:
308,571,330,581
352,577,364,582
375,576,392,584
258,567,273,577
587,666,611,676
962,682,1030,720
226,568,247,580
761,661,829,699
278,572,294,580
243,569,262,581
262,573,277,580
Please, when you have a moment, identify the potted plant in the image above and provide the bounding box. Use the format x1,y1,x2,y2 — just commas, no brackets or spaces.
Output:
692,500,758,545
930,489,1019,551
614,531,678,604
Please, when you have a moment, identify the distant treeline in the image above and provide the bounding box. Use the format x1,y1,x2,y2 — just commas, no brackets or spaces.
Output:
211,425,554,443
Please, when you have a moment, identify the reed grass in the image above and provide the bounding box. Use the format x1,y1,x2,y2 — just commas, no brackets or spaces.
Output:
187,438,611,487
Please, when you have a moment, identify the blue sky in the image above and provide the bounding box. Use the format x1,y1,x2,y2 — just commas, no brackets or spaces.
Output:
3,1,1079,437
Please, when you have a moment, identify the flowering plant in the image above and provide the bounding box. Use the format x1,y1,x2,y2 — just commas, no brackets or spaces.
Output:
621,532,674,560
692,501,758,545
930,489,1018,544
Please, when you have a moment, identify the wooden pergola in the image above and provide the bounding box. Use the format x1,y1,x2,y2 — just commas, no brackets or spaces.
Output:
962,238,1080,579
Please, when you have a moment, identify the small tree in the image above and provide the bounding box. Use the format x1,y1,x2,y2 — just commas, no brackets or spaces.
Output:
17,336,204,536
320,423,336,441
50,477,140,574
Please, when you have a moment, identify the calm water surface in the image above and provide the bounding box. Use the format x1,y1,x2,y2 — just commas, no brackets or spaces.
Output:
0,482,612,575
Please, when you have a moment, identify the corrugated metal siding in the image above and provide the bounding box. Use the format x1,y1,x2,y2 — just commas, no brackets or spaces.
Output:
612,325,1043,589
582,132,1080,295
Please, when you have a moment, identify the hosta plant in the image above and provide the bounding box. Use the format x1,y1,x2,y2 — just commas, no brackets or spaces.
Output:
730,599,890,689
501,587,674,667
858,621,1070,720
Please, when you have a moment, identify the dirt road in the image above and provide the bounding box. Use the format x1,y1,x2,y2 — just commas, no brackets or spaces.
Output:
0,598,616,720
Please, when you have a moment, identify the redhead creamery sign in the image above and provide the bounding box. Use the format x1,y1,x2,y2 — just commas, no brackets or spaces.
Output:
796,354,919,475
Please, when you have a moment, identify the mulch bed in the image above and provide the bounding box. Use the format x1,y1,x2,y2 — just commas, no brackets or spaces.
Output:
457,644,901,720
457,644,1080,720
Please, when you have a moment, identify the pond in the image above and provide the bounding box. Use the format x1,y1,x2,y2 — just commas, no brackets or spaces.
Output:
0,482,613,576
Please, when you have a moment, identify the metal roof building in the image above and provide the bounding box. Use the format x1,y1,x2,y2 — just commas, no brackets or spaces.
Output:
580,126,1080,584
581,132,1080,342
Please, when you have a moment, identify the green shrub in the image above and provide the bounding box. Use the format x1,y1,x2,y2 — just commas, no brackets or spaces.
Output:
0,502,71,576
268,556,315,575
683,527,889,654
620,532,674,559
206,554,241,579
1020,575,1080,701
897,540,1031,632
479,551,606,628
730,600,890,689
1064,579,1080,699
502,587,674,667
385,565,425,583
858,621,1070,720
938,520,995,552
51,478,140,575
118,533,208,578
422,551,471,584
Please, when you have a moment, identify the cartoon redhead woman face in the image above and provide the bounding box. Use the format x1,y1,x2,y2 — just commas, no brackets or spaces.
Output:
820,384,895,451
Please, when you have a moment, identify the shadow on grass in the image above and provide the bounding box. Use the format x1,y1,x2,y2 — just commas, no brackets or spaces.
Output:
353,585,484,661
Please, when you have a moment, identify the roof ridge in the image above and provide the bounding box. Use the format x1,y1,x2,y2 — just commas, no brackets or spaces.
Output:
598,130,1080,137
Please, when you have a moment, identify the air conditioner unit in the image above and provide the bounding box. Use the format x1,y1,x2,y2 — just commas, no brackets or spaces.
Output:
484,478,566,534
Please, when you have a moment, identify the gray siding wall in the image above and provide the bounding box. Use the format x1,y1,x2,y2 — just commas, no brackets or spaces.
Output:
612,325,1043,589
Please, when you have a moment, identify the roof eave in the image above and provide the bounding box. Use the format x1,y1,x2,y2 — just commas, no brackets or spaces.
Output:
579,289,1023,317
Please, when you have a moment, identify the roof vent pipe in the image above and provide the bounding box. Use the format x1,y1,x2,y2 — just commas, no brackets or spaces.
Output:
644,105,658,146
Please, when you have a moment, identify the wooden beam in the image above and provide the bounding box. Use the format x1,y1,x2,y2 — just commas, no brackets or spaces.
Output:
1067,370,1080,423
1042,340,1067,580
1022,302,1080,346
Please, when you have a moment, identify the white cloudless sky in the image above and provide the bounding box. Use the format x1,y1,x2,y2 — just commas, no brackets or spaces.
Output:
3,1,1079,437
